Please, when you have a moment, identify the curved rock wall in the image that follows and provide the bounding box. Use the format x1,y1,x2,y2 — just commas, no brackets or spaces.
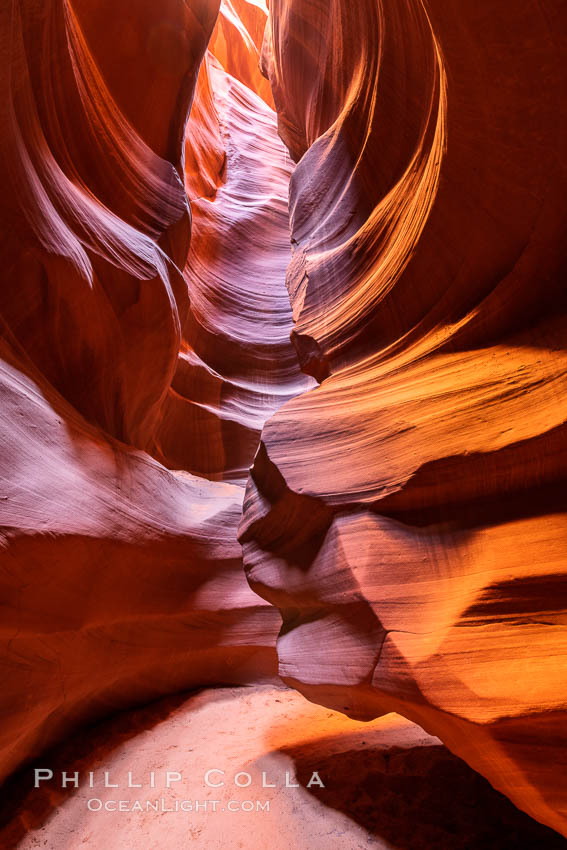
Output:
1,0,566,839
0,0,299,784
240,0,567,837
154,50,312,481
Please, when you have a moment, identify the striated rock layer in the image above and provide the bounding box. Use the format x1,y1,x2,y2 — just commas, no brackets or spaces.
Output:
0,0,305,784
1,0,567,840
154,48,312,482
240,0,567,838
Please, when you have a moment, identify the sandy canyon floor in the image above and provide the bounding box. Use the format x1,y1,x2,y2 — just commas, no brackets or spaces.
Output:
0,686,564,850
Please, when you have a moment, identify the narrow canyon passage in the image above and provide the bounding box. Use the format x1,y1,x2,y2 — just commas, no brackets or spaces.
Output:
153,49,313,484
0,0,566,847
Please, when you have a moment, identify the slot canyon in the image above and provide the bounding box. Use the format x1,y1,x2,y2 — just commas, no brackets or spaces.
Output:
0,0,566,847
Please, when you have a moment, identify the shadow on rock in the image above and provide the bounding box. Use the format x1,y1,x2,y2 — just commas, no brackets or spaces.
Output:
285,740,567,849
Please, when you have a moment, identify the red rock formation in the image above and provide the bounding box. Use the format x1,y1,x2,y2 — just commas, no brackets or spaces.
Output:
0,0,302,784
153,50,312,481
1,0,566,840
0,343,277,783
240,0,567,838
209,0,274,108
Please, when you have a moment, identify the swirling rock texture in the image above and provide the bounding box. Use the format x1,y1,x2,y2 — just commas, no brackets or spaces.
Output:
0,0,309,786
1,0,567,843
240,0,567,839
154,44,312,482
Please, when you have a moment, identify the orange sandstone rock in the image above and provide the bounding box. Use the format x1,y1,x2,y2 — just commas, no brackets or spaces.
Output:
1,0,566,840
154,51,312,481
0,0,297,784
241,0,567,838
